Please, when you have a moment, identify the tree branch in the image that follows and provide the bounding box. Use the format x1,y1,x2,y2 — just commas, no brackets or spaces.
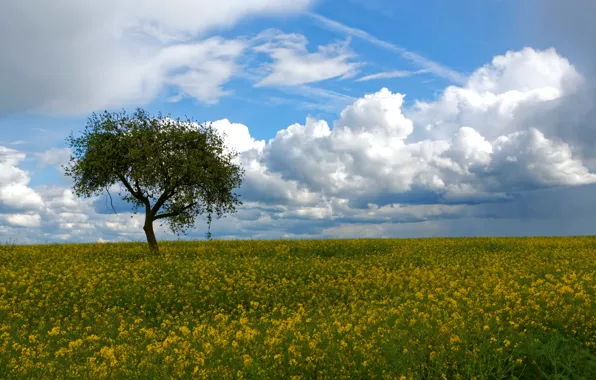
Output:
117,174,140,198
133,179,143,197
150,186,177,217
117,173,150,209
153,202,197,221
133,179,151,210
105,187,118,215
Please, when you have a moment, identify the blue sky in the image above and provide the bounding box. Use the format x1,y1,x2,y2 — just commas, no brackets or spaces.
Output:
1,0,596,243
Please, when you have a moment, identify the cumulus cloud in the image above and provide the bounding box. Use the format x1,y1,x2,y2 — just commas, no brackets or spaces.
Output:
0,0,314,115
5,214,41,228
516,1,596,171
487,128,596,190
253,29,361,87
33,185,150,243
0,146,25,166
517,84,596,173
228,47,596,212
467,48,580,94
407,48,582,142
0,146,44,212
211,119,266,154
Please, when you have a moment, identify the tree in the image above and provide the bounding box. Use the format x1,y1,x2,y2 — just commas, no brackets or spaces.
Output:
64,108,244,252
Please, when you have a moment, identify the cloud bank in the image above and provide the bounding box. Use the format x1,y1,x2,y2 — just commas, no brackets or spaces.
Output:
2,46,596,242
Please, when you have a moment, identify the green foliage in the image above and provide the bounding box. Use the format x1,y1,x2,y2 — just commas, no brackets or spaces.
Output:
63,108,244,244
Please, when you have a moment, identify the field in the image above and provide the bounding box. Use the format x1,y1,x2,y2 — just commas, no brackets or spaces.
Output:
1,237,596,379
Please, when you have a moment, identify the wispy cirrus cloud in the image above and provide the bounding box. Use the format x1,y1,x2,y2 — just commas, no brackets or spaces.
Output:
277,85,357,112
252,29,362,87
306,12,466,84
356,69,429,82
35,147,72,169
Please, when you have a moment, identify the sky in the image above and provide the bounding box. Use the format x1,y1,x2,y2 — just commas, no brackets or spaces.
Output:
1,0,596,244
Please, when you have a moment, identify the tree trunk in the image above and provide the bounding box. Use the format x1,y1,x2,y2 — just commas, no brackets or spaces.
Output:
143,220,159,253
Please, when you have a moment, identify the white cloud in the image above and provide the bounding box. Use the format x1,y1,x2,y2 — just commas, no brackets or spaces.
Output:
36,147,72,169
0,146,25,166
6,214,41,228
444,127,493,173
259,89,432,198
0,147,44,211
0,0,314,115
488,128,596,189
407,47,583,142
160,38,247,103
44,188,85,213
0,184,45,211
210,119,266,154
118,0,314,42
467,48,581,95
272,85,357,113
356,69,428,82
253,30,361,87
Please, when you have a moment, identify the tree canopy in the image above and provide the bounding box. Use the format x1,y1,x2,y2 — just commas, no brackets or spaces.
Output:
64,108,244,252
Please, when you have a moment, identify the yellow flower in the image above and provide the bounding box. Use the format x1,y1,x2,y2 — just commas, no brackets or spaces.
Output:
179,326,190,336
48,327,61,336
3,237,595,378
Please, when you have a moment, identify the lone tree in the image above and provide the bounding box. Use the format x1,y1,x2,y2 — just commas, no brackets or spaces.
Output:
64,108,244,252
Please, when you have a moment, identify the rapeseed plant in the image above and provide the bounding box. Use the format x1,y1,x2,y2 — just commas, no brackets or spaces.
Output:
0,237,595,378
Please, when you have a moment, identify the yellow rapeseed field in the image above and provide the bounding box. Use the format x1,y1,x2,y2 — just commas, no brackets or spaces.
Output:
1,237,595,379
